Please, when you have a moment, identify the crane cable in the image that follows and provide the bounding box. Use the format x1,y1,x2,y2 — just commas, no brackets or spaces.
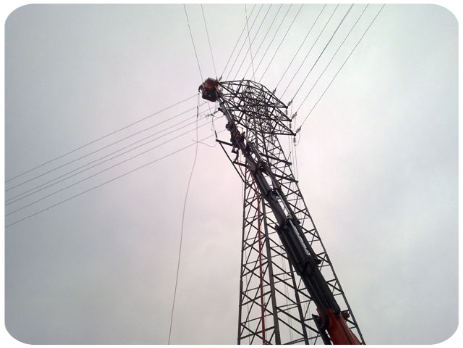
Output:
168,93,201,345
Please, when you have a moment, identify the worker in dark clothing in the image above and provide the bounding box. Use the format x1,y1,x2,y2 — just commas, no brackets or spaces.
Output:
198,78,219,102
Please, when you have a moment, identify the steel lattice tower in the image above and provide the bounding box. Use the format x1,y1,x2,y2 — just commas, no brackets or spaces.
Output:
202,79,364,345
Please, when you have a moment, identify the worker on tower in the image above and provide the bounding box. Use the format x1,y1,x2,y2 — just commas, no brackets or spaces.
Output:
198,77,219,102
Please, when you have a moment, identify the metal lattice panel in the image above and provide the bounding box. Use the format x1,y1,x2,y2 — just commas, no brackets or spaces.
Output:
216,80,364,345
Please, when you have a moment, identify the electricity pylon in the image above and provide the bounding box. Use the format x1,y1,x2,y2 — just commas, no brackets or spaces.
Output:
200,79,365,345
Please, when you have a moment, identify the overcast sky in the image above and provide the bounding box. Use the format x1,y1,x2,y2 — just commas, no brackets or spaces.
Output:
3,3,459,345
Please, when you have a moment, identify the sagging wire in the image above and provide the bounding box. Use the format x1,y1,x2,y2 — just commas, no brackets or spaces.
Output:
168,92,202,345
192,108,220,148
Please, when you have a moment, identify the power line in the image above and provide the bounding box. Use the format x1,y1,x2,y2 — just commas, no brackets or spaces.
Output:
274,5,327,91
296,4,386,133
5,94,197,183
183,4,204,81
258,4,305,82
168,94,201,345
232,4,273,80
220,5,257,79
295,4,370,115
200,5,218,78
6,116,221,217
225,4,264,80
5,130,225,229
241,4,284,79
253,5,293,76
279,4,339,99
244,4,257,81
291,4,354,102
6,103,208,192
6,110,214,205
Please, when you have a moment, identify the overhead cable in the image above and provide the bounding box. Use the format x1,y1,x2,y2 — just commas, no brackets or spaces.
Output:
6,103,208,192
295,4,370,114
258,4,305,82
244,4,258,80
7,109,213,205
296,4,386,133
200,5,218,78
232,4,273,80
253,5,293,75
183,4,204,81
6,116,222,217
168,94,202,345
220,5,257,79
279,4,340,99
241,4,284,79
291,4,354,101
225,4,264,80
274,5,327,91
6,130,225,228
5,94,197,183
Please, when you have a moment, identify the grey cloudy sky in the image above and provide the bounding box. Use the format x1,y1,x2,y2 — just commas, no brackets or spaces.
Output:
4,3,459,345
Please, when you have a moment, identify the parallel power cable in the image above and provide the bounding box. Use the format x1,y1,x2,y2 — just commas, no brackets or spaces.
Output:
225,4,264,80
7,110,213,205
253,5,293,75
296,4,386,133
220,4,257,79
5,130,225,229
232,4,273,80
258,4,305,82
274,5,327,91
200,5,218,78
279,4,339,99
241,4,284,79
6,116,222,217
244,4,257,81
168,94,201,345
5,94,197,183
295,4,370,115
290,4,354,102
6,103,208,192
183,4,204,81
